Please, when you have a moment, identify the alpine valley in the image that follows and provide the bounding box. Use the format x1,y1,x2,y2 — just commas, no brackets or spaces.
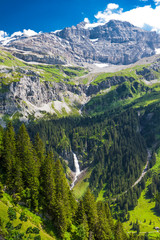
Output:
0,20,160,240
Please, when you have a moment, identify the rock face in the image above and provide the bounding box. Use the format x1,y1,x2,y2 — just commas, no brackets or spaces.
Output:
3,20,160,65
0,74,82,115
0,69,129,117
0,66,88,118
0,51,160,120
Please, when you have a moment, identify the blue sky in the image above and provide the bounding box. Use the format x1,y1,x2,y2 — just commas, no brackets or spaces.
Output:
0,0,160,35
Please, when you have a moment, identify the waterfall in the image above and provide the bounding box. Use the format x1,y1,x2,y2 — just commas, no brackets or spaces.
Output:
70,152,81,189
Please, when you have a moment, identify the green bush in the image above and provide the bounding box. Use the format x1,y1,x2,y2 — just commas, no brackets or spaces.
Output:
19,212,28,222
32,227,40,234
34,235,41,240
26,226,33,234
7,208,17,221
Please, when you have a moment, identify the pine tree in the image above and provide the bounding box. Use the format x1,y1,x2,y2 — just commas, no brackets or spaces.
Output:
3,122,16,190
69,189,77,218
94,201,112,240
75,201,89,239
0,181,4,198
82,188,98,234
34,133,45,176
34,133,45,162
104,202,114,230
0,125,3,162
54,159,73,237
16,124,39,210
13,157,23,196
114,220,127,240
41,152,56,213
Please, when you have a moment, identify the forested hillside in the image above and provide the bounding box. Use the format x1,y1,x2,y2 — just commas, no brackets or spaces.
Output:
28,109,147,198
0,43,160,240
0,122,148,240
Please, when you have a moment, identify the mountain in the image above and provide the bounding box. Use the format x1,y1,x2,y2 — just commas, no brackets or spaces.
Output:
26,54,160,195
1,20,160,239
0,19,160,203
1,20,160,65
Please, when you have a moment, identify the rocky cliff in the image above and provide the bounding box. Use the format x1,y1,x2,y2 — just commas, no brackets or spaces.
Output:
2,20,160,66
1,50,160,123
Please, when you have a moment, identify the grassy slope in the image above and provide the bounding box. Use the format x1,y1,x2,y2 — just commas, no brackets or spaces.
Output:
91,63,160,85
96,184,107,202
35,65,88,84
0,193,55,239
0,49,26,67
0,49,26,86
0,48,88,86
84,80,160,117
91,67,140,85
84,60,160,118
123,149,160,238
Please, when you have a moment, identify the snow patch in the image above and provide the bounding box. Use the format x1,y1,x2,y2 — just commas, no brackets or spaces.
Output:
90,38,98,42
155,48,160,54
1,37,17,45
94,63,109,68
84,22,104,29
53,29,62,34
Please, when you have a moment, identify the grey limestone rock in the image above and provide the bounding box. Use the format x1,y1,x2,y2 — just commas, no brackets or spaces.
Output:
4,20,160,66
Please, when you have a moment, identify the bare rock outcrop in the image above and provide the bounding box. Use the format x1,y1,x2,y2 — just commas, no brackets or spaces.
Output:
3,20,160,66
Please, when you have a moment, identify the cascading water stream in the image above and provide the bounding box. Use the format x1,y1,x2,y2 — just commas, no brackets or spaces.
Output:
70,152,81,189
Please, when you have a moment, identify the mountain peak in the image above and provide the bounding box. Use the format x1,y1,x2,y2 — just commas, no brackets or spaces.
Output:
1,20,160,66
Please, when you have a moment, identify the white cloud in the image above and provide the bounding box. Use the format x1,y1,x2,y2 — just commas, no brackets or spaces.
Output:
23,29,38,36
11,31,23,37
11,29,38,37
107,3,119,10
84,18,90,23
0,29,39,45
0,31,8,40
154,0,160,5
84,4,160,33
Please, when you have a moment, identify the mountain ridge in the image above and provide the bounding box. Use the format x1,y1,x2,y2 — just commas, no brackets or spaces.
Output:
1,20,160,66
